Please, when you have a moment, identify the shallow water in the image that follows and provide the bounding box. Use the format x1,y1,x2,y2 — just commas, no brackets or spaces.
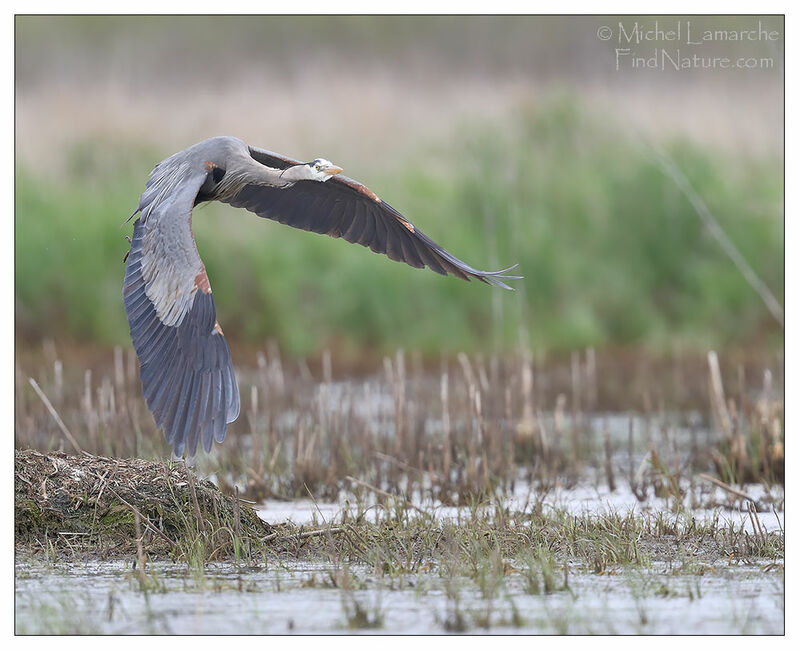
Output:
15,557,784,634
256,481,785,534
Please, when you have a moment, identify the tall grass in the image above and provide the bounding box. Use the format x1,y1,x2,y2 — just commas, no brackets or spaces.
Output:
15,96,783,355
16,339,784,502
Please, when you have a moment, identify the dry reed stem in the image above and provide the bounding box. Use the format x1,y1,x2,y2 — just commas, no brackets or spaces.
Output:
27,377,82,453
603,427,615,492
698,473,755,504
133,510,148,583
261,525,346,544
708,351,733,439
746,501,768,546
441,367,451,481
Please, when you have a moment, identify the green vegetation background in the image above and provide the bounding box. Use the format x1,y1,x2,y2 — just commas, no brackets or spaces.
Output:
15,97,783,356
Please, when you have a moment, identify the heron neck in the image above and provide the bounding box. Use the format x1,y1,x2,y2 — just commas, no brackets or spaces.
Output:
275,164,312,185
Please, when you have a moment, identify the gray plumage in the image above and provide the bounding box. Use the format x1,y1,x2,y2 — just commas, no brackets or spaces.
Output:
123,136,520,458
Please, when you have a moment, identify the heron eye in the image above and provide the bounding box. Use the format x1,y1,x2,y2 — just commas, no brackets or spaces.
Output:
315,164,321,171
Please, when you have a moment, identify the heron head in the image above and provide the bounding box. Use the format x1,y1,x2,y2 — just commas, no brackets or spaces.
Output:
306,158,343,182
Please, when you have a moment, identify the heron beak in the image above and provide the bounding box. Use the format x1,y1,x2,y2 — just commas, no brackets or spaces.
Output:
323,165,343,175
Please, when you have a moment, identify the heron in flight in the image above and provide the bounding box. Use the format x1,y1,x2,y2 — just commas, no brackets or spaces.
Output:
123,136,520,458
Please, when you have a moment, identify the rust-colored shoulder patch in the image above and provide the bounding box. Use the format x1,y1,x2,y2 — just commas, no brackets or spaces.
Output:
347,180,381,203
396,217,415,233
194,268,212,294
357,184,382,202
212,320,224,335
336,176,383,203
204,160,217,171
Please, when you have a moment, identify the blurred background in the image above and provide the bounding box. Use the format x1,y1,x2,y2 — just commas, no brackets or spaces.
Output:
15,15,783,360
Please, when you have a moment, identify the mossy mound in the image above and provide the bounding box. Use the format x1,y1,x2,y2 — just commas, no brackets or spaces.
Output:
15,449,271,560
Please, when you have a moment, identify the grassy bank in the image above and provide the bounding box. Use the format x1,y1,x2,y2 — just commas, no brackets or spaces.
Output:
15,97,783,356
15,450,783,569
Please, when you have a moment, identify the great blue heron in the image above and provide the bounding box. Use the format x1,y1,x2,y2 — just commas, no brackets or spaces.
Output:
123,136,520,458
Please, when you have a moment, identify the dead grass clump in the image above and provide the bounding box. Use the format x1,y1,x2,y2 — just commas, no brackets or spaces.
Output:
14,449,271,560
707,352,784,485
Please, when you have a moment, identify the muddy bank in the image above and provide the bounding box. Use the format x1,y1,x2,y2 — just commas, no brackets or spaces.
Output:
14,449,271,559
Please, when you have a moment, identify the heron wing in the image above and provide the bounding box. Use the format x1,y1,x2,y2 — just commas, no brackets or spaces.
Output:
123,164,240,458
222,146,520,289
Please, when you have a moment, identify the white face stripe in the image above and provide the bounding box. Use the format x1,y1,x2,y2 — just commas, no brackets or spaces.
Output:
304,158,340,182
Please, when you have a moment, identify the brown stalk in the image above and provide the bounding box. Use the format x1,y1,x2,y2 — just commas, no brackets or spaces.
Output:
28,377,82,453
698,473,755,504
133,510,148,584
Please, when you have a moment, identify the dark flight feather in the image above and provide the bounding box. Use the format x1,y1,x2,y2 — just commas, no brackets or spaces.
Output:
224,146,521,289
123,218,240,457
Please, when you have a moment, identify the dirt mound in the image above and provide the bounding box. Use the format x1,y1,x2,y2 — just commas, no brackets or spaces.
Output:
15,449,271,559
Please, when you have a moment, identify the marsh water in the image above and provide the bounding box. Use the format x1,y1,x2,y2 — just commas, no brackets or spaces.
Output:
15,548,784,634
16,474,784,635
